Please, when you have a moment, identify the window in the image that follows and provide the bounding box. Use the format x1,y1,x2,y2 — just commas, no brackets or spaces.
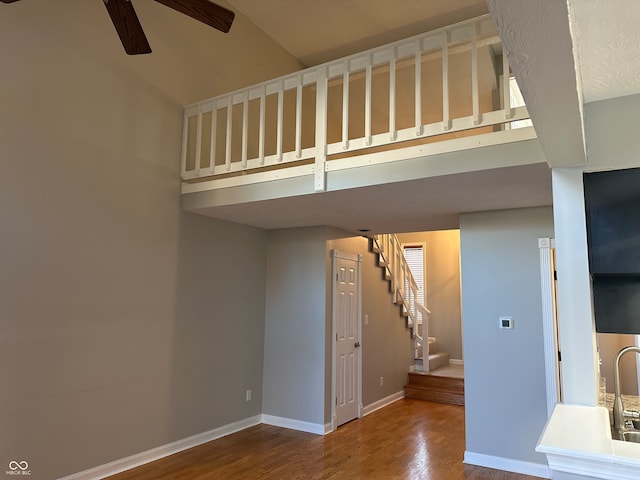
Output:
404,245,425,323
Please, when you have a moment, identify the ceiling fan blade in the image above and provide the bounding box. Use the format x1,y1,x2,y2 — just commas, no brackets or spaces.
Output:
153,0,234,33
103,0,152,55
0,1,21,4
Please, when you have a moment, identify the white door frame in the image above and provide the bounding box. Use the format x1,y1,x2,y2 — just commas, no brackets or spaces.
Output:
539,238,561,417
330,249,362,432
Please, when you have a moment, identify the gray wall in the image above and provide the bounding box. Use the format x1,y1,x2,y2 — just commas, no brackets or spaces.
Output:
397,230,463,360
263,227,328,426
263,229,414,426
327,235,414,410
0,2,301,479
460,207,553,465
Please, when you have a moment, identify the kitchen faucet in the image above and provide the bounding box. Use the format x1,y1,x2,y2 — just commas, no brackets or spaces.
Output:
613,346,640,438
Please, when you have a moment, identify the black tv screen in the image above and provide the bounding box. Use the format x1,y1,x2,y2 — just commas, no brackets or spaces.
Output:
584,168,640,275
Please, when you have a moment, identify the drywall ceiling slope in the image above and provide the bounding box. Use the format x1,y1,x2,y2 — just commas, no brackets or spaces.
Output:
487,0,586,168
226,0,488,66
569,0,640,103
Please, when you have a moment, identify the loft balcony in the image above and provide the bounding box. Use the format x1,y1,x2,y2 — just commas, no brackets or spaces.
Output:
179,15,546,231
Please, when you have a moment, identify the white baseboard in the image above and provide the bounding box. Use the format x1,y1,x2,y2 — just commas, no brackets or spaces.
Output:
362,391,405,417
261,414,327,435
58,415,262,480
464,451,550,479
449,359,464,365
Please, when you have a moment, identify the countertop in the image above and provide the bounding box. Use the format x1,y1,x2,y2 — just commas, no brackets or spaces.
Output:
537,403,640,479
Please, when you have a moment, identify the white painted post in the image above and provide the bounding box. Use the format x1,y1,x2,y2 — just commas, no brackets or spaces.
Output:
539,237,560,417
471,23,480,125
194,105,203,177
389,48,397,141
314,66,328,192
242,92,249,169
225,97,232,171
259,85,266,166
277,79,284,162
365,54,372,146
503,48,512,119
342,67,350,150
552,168,598,405
209,100,217,175
180,109,189,179
414,39,423,136
295,74,303,159
442,31,451,131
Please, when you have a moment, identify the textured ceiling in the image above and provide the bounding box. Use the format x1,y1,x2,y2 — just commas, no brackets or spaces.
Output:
570,0,640,103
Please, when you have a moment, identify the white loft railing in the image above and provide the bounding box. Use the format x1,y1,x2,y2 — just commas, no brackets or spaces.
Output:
372,233,431,372
180,15,529,192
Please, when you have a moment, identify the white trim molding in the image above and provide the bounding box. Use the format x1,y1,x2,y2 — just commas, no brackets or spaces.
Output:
449,359,464,366
261,414,328,435
464,451,550,479
58,415,262,480
539,237,560,418
362,391,405,417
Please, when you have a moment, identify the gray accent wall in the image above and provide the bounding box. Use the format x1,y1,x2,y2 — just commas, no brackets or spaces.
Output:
263,227,328,426
263,229,414,427
460,207,554,465
0,2,301,479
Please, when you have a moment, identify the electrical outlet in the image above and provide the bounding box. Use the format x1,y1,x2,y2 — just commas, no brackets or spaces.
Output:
379,376,384,386
364,314,369,325
246,390,252,401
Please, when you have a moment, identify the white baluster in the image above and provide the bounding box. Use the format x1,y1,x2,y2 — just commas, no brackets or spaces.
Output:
442,31,451,131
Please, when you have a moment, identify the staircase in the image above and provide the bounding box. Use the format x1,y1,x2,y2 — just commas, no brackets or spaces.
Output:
414,337,450,371
370,233,464,406
370,234,430,369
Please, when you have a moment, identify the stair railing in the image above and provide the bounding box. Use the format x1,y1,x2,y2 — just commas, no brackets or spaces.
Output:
372,233,431,371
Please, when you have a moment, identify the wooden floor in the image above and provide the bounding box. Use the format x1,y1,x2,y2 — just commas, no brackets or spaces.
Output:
107,399,543,480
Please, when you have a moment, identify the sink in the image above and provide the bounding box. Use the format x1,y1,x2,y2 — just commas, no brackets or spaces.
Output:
622,431,640,443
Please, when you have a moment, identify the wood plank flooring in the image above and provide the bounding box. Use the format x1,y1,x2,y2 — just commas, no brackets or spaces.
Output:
106,399,543,480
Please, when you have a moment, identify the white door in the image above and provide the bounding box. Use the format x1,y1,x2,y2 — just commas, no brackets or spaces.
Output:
332,251,361,428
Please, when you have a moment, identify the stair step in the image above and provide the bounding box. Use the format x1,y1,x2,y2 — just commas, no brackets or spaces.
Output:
404,384,465,405
407,372,464,392
405,372,465,406
429,352,449,370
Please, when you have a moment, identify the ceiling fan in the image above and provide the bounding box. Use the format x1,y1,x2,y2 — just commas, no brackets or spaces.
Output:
0,0,235,55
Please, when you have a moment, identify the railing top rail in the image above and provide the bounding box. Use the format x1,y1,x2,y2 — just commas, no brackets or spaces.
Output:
183,14,496,110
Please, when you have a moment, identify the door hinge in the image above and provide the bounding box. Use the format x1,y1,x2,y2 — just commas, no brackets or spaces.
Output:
335,397,337,405
558,351,562,362
554,270,558,281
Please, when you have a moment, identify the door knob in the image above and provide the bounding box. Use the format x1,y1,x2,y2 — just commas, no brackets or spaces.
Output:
354,341,361,348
